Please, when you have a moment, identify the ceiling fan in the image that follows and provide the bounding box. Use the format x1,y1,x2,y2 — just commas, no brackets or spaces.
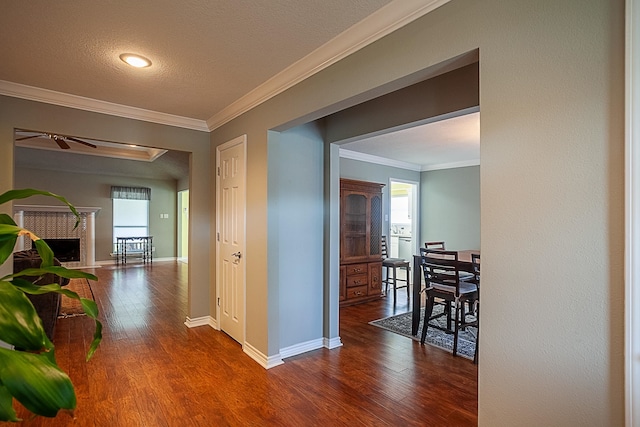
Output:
15,132,97,150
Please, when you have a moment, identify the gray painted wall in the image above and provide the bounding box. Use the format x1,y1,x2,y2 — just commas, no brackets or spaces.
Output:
14,167,178,261
212,0,625,424
269,122,325,350
0,95,212,320
420,166,480,251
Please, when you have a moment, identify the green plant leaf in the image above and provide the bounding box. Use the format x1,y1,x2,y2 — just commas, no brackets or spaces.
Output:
0,280,48,351
0,224,20,266
0,385,20,422
0,347,76,418
0,214,17,226
10,279,102,361
0,189,80,228
5,266,97,283
33,239,54,269
87,320,103,361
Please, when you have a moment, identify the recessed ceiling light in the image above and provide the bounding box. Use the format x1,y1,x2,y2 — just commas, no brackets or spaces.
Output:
119,53,152,68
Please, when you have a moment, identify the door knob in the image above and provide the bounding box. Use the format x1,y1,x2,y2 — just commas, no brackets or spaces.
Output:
232,251,242,259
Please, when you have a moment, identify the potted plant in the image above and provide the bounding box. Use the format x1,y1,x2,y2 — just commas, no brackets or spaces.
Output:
0,189,102,422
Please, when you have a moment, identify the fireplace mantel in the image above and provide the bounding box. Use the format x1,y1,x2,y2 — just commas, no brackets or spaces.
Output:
13,205,101,267
13,205,101,214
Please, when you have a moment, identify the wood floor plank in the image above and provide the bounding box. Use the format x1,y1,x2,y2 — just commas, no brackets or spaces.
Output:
14,261,477,426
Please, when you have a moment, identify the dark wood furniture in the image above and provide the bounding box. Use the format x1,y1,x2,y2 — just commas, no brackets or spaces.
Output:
419,248,479,358
381,235,410,301
411,249,479,335
340,179,384,305
471,253,480,363
116,236,153,264
425,241,446,250
13,249,70,340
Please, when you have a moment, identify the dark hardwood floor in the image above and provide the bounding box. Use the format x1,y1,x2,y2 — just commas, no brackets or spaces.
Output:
16,261,477,426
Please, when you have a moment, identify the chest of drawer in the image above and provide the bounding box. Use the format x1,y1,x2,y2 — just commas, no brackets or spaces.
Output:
345,263,367,275
345,285,368,299
346,273,368,288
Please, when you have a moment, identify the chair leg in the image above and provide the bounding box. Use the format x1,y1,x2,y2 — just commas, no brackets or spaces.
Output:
392,267,397,301
452,301,460,357
383,266,389,296
405,265,410,299
420,296,435,344
474,302,479,364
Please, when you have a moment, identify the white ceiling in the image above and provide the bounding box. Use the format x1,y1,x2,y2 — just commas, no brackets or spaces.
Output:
2,1,476,171
341,110,480,171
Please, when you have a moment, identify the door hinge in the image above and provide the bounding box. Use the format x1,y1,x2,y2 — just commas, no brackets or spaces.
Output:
217,232,220,241
217,167,220,176
217,297,220,307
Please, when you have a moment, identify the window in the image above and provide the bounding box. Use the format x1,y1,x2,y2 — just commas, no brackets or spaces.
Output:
111,186,150,250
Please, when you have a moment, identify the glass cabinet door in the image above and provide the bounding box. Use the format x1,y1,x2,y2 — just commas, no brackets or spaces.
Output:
343,193,367,258
370,194,382,256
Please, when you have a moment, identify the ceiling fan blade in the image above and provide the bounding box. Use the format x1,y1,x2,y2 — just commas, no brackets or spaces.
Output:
15,135,44,141
67,137,97,148
55,138,71,149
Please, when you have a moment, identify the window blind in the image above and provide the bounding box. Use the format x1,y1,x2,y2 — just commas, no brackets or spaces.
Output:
110,186,151,200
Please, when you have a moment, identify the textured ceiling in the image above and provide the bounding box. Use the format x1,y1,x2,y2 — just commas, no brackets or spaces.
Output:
0,0,392,121
3,1,477,172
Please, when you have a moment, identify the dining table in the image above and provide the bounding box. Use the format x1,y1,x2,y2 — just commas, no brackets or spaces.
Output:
411,249,479,335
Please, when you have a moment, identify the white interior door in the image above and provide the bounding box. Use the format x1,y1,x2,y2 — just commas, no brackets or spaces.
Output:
216,135,246,344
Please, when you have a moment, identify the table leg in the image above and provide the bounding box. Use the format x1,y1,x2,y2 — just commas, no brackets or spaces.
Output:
412,255,421,335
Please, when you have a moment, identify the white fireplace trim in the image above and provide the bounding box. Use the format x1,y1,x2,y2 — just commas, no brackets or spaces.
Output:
13,205,101,267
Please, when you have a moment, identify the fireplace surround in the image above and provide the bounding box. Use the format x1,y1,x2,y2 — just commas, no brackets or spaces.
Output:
13,205,100,267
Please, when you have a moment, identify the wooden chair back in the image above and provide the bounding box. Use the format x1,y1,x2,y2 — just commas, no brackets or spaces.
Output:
471,253,480,286
381,236,389,258
420,248,460,294
424,241,446,250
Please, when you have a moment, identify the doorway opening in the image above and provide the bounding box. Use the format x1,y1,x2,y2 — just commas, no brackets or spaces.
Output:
389,179,419,259
177,189,189,262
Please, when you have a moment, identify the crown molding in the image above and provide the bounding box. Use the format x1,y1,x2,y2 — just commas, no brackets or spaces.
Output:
0,80,209,132
0,0,448,133
340,148,480,172
206,0,451,130
421,159,480,171
340,148,423,171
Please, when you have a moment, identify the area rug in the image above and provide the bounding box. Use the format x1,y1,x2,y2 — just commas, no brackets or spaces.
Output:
58,278,95,318
369,305,477,360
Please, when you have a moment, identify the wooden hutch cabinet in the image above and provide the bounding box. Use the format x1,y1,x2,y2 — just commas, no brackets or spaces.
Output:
339,179,384,305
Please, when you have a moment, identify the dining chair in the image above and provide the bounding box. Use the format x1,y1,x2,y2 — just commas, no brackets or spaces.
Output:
469,253,480,364
419,248,478,359
425,241,475,283
381,236,410,301
424,241,446,250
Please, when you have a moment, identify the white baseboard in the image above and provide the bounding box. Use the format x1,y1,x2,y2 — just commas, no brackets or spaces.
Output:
243,341,284,369
324,336,343,349
184,316,217,329
279,338,325,359
96,257,177,266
